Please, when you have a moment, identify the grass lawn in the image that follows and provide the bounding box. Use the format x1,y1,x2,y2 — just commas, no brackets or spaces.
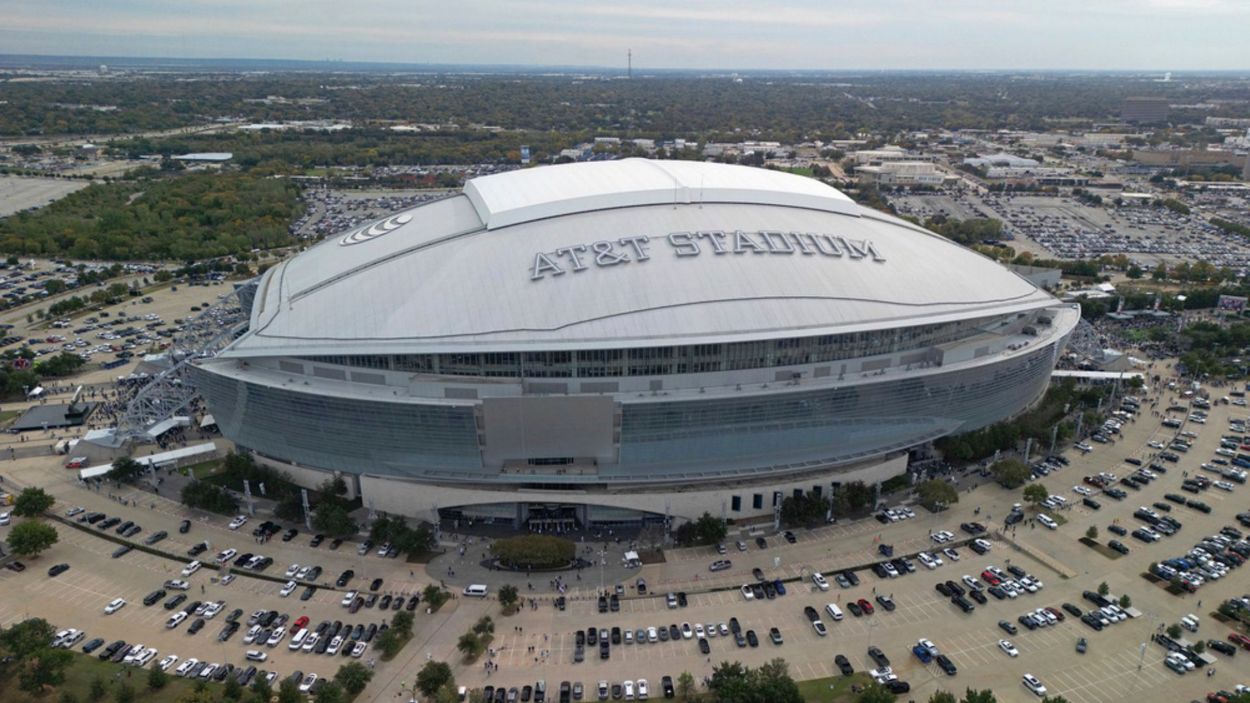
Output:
185,458,224,480
0,409,21,428
3,652,204,703
795,672,872,703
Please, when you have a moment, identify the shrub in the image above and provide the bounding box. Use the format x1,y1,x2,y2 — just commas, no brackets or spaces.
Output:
490,535,575,569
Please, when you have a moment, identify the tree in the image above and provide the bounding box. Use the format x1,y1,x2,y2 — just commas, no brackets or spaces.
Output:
0,618,56,660
89,676,107,703
416,660,454,697
148,661,169,690
961,691,998,703
1097,582,1110,596
916,479,959,511
676,672,696,700
1126,264,1143,279
334,661,374,695
1040,697,1072,703
1194,640,1205,653
1119,594,1131,608
60,692,79,703
472,616,494,636
929,693,958,703
392,610,415,637
312,503,357,538
1086,526,1098,540
277,679,302,703
457,632,483,659
7,520,59,557
250,676,273,701
1022,483,1049,506
13,487,55,517
107,456,145,482
499,584,519,611
991,459,1030,489
113,682,136,703
18,647,73,693
313,681,345,703
673,512,728,547
856,682,898,703
223,677,243,700
1167,624,1182,639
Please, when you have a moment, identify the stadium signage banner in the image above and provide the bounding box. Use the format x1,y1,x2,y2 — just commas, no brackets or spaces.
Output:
531,231,885,281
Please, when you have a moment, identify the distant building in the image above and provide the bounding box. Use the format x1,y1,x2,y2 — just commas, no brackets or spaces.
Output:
1122,97,1169,124
852,146,912,165
1132,149,1243,168
963,153,1039,169
1244,153,1250,180
856,161,953,187
173,153,233,163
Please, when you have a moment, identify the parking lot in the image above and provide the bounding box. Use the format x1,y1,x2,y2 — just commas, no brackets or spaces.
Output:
2,360,1249,702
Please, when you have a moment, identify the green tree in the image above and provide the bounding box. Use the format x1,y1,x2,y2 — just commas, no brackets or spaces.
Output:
1119,594,1131,608
312,503,357,538
113,682,135,703
13,487,55,517
457,632,483,659
991,459,1031,489
1097,582,1110,596
106,456,146,482
673,512,728,547
277,679,302,703
1022,483,1049,506
313,681,345,703
334,661,374,695
0,618,56,660
930,693,958,703
472,616,494,636
433,683,462,703
1086,526,1098,540
7,520,59,557
676,672,696,700
1126,264,1143,279
59,691,79,703
1167,623,1182,639
917,479,959,511
961,690,998,703
416,660,454,697
392,610,415,637
88,676,107,703
249,676,273,701
148,661,169,690
223,677,243,700
18,647,73,693
499,584,519,611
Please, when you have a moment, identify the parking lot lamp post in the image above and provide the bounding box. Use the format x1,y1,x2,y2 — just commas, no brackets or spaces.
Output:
396,680,419,703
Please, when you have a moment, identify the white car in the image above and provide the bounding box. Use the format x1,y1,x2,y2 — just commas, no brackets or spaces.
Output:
681,622,693,639
812,572,829,591
623,681,635,699
973,538,992,552
123,644,146,664
740,584,755,601
165,579,190,591
943,547,960,561
245,650,268,662
158,655,178,671
637,679,649,699
917,638,939,655
228,515,248,530
694,623,705,639
351,641,367,658
181,561,201,576
214,548,237,564
999,639,1019,657
327,635,343,655
134,647,157,667
104,598,126,615
266,629,286,647
243,625,262,644
1022,674,1047,696
219,573,236,585
1073,485,1092,496
166,612,189,629
0,511,9,526
341,590,358,606
285,564,301,578
174,659,198,677
280,581,297,597
203,601,224,619
1148,440,1165,449
1037,514,1058,530
1215,480,1235,492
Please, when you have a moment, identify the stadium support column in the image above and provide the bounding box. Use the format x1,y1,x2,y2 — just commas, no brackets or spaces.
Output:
243,479,255,517
1049,424,1059,457
772,491,782,531
300,488,312,531
1023,438,1033,466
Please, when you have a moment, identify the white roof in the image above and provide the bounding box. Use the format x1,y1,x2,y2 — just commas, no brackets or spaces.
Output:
232,160,1057,357
80,442,218,480
464,159,859,230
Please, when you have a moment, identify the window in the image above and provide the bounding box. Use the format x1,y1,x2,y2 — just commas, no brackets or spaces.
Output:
731,496,741,512
752,494,763,510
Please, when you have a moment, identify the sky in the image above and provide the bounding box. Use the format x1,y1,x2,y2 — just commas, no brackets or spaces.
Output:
3,0,1248,71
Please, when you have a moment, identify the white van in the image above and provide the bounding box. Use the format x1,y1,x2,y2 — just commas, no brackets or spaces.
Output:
825,603,844,621
1180,614,1199,632
463,584,489,598
181,560,201,576
289,628,308,650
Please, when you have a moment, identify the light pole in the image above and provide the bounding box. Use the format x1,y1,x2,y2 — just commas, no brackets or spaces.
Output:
396,679,420,703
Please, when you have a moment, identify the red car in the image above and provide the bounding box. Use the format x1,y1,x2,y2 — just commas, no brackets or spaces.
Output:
857,598,874,615
1229,633,1250,650
980,570,1000,585
1045,606,1066,622
289,615,310,634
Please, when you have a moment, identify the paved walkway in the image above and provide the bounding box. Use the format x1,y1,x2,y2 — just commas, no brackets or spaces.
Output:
427,538,642,597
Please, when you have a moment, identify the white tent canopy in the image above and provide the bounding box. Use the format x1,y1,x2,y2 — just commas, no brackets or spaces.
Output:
79,442,219,480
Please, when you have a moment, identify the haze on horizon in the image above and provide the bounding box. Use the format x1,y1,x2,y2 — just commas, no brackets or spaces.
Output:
3,0,1247,72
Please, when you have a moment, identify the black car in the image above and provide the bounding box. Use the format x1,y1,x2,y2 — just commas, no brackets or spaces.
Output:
951,595,974,613
1207,639,1237,656
661,675,675,698
698,637,710,654
885,680,910,694
305,565,322,581
143,589,167,606
935,582,952,597
755,536,767,549
867,646,890,668
936,654,957,676
1108,524,1128,536
1062,603,1083,617
81,637,105,654
164,594,187,610
1083,497,1102,510
111,545,132,558
187,542,208,556
599,640,610,660
406,596,420,612
1109,540,1130,555
960,522,986,534
47,563,70,577
1081,613,1104,631
676,592,688,607
282,528,299,542
730,617,742,634
144,530,168,545
783,530,797,544
987,585,1007,600
597,596,607,613
379,595,393,610
310,534,325,547
745,630,758,647
668,624,680,640
834,654,854,676
98,640,126,660
847,601,863,617
875,594,896,611
301,586,316,601
609,594,619,612
336,570,355,587
998,620,1017,635
968,589,987,605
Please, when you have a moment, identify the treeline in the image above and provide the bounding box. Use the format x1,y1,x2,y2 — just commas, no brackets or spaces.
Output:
0,172,301,260
1212,218,1250,239
923,216,1004,246
936,381,1109,462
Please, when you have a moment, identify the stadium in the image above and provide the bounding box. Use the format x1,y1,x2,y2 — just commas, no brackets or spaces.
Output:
190,159,1080,529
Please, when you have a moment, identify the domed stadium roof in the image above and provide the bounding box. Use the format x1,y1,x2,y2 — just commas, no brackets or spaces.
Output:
231,159,1057,357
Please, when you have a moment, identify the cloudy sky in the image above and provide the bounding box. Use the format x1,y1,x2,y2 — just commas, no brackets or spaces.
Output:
3,0,1246,71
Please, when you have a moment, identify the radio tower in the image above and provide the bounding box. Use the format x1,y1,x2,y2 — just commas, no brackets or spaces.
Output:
628,49,632,79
